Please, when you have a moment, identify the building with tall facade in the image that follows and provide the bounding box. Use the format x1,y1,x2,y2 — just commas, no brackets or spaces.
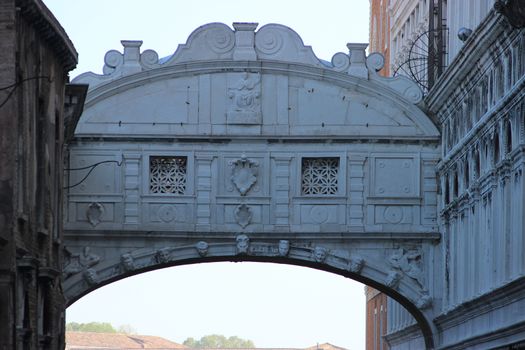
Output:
0,0,85,348
369,0,525,348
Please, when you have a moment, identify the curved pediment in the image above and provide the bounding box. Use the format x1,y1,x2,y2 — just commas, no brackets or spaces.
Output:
73,22,439,140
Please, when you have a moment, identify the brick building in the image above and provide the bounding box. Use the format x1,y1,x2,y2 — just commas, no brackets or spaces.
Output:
0,0,85,348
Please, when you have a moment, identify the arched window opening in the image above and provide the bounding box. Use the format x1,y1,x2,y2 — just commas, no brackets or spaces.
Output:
453,171,459,198
496,62,504,99
464,161,470,189
474,149,481,179
493,132,500,165
505,120,512,155
506,51,513,90
444,175,450,205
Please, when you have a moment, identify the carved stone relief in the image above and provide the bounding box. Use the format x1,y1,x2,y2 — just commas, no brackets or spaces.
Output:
348,257,365,274
227,72,261,124
235,204,253,228
416,292,433,309
229,154,259,196
235,234,250,255
278,240,290,257
119,253,135,272
312,246,328,263
155,248,172,264
64,247,101,278
86,202,104,227
195,241,209,257
83,268,98,286
388,248,425,289
385,270,402,289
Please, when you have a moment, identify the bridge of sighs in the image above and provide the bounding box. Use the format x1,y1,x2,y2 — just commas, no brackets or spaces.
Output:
63,23,441,348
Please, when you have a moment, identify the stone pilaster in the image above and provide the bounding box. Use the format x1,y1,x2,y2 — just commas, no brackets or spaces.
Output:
348,155,366,230
272,155,292,231
195,154,214,231
123,154,141,225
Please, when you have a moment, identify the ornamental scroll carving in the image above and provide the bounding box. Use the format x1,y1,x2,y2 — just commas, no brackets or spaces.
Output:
230,154,259,196
227,72,261,124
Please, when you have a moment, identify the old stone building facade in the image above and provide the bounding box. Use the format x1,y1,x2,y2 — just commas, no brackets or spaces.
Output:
369,0,525,348
0,0,84,349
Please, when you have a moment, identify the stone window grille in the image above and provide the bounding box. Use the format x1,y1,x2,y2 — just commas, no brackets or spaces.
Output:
301,157,339,195
149,156,187,194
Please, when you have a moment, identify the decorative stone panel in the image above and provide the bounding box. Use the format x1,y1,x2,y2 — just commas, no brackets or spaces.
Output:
149,156,187,194
301,157,340,195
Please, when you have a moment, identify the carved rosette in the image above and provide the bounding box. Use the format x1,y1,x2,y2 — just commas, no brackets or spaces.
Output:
230,154,259,196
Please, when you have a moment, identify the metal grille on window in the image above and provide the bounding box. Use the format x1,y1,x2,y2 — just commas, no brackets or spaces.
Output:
150,156,187,194
301,157,339,195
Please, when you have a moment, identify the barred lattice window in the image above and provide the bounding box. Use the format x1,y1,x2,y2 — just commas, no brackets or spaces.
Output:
301,157,339,195
150,156,187,194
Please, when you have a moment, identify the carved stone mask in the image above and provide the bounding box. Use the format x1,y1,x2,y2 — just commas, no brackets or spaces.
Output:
278,240,290,257
195,241,209,257
120,253,134,271
236,234,250,254
155,248,171,264
83,269,98,285
313,246,328,262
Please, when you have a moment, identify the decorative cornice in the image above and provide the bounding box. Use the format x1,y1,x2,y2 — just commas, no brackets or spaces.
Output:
425,10,509,111
18,0,78,71
73,22,424,106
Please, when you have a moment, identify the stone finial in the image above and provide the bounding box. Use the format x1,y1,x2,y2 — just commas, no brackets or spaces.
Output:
347,43,369,79
233,22,258,60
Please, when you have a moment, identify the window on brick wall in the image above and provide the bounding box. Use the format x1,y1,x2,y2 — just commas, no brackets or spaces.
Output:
149,156,187,194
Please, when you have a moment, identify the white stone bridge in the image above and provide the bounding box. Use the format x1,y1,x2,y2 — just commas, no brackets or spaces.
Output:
64,23,441,348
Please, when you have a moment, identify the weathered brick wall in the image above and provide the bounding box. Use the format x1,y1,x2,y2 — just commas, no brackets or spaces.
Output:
0,0,77,349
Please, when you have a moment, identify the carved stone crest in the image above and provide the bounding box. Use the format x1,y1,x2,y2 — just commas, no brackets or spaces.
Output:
227,72,261,124
230,154,259,196
235,204,253,228
86,202,104,227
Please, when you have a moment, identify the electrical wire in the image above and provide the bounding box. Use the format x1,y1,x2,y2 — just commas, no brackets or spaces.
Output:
64,160,122,189
0,76,52,109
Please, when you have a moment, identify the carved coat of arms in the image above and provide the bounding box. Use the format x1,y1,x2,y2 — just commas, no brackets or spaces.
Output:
229,154,258,196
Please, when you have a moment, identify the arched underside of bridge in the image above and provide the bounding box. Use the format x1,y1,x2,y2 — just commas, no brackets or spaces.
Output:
63,235,439,348
65,23,441,348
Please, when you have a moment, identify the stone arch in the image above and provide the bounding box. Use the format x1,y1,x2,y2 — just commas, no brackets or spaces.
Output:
63,239,437,349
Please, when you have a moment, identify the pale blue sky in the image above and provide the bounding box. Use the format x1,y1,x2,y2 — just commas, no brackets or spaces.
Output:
43,1,371,349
